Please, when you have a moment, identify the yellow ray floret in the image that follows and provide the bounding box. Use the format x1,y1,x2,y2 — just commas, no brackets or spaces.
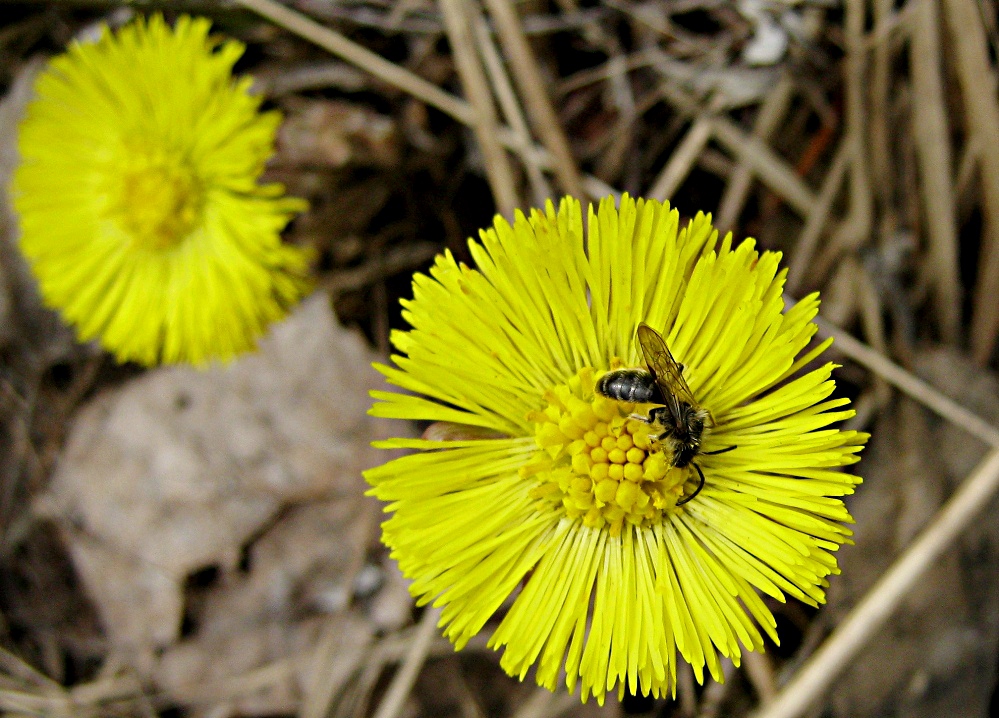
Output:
365,195,867,703
12,14,312,365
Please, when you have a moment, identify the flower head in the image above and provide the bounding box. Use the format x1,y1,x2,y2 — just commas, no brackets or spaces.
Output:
366,196,866,703
12,14,311,365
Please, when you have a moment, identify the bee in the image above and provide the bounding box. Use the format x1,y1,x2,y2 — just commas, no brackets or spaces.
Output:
596,323,734,505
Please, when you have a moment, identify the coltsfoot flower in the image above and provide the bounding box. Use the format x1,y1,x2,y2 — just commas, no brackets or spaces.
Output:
12,14,311,365
366,195,867,703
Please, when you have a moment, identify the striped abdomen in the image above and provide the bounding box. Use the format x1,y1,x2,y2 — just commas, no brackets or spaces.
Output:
595,369,658,403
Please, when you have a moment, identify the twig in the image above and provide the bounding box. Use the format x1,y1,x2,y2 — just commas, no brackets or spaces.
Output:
0,648,63,694
301,498,383,718
709,117,817,218
863,0,917,50
856,263,893,408
257,61,369,96
483,0,586,199
234,0,473,123
594,54,637,184
557,49,652,95
677,662,697,718
235,0,610,202
868,0,896,211
695,658,735,718
741,651,777,705
370,608,441,718
909,0,962,342
647,117,713,203
829,0,874,255
509,688,577,718
750,448,999,718
786,138,850,294
954,134,982,219
582,174,621,201
451,671,486,718
472,9,554,206
801,307,999,447
942,0,999,364
174,657,298,704
439,0,519,216
842,388,879,432
715,76,795,235
321,243,441,295
656,80,818,218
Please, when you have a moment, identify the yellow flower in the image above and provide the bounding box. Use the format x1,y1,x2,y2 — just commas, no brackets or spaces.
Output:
365,196,867,703
12,15,311,366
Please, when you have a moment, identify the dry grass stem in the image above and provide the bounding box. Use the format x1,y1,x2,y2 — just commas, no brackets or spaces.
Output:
0,648,63,693
909,0,962,342
299,501,382,718
834,0,874,255
177,658,298,704
868,0,896,211
557,50,653,96
237,0,614,204
863,0,917,50
677,662,697,718
452,672,486,718
594,55,637,184
709,117,817,218
751,448,999,718
582,174,621,201
656,78,817,217
807,310,999,447
233,0,474,125
741,651,777,706
259,62,368,97
509,688,577,718
942,0,999,363
647,116,713,203
483,0,586,200
439,0,519,216
695,659,735,718
856,264,893,407
715,76,795,234
323,243,441,295
954,134,982,216
370,608,441,718
786,138,850,294
0,668,150,718
472,10,554,206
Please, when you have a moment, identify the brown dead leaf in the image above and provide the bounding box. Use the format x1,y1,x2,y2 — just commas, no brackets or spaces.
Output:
276,99,400,169
40,294,397,653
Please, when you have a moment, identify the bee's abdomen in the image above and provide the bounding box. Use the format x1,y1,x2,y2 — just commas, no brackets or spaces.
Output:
595,369,658,403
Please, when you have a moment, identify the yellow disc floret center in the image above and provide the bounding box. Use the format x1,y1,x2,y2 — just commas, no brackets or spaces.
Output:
110,145,203,250
523,365,690,536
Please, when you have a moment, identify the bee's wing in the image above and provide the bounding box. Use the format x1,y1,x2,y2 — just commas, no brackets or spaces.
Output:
636,324,699,422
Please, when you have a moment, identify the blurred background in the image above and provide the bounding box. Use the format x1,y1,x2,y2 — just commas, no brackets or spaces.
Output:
1,0,999,716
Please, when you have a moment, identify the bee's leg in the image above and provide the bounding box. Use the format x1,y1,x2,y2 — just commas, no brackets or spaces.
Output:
702,445,737,456
676,462,705,506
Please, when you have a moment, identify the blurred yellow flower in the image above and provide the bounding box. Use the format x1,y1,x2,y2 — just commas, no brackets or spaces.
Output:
12,14,311,365
366,195,867,703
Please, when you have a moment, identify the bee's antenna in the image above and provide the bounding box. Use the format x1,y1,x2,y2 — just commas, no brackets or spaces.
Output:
676,463,705,506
